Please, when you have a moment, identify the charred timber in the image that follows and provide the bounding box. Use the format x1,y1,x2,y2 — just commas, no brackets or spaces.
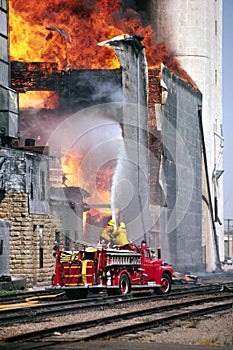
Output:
13,140,50,155
10,61,59,92
11,61,122,93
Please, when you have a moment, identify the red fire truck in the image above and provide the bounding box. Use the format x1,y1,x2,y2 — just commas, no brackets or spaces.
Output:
52,241,173,298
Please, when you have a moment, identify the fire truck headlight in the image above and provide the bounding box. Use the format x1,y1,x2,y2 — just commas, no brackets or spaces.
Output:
161,261,168,267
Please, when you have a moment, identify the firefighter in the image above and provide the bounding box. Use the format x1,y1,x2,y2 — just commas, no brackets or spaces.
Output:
100,219,115,245
112,222,129,246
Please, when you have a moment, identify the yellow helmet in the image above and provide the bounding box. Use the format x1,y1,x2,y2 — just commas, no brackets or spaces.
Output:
108,219,115,226
119,222,126,228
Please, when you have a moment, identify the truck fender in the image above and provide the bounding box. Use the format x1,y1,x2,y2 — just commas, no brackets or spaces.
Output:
114,269,131,285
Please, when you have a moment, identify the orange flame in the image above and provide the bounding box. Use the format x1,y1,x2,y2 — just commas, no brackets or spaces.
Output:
9,0,198,88
9,0,148,69
86,208,111,225
61,153,116,205
84,208,112,242
19,91,59,109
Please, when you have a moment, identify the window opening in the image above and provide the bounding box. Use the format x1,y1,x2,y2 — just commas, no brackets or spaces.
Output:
39,226,43,268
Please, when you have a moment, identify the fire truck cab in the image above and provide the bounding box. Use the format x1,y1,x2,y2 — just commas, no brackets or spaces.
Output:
52,241,173,299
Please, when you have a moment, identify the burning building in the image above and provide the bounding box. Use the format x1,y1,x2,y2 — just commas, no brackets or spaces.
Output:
0,0,223,287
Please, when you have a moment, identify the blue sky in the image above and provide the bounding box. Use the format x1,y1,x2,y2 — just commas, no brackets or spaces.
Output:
223,0,233,220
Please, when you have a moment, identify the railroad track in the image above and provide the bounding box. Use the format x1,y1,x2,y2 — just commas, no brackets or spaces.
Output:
0,282,233,326
0,289,67,306
0,278,231,305
3,293,232,347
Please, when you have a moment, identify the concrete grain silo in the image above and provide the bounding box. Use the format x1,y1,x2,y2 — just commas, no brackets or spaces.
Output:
151,0,223,271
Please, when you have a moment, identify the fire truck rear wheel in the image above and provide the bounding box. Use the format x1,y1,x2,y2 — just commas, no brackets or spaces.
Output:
119,273,131,295
157,273,172,295
108,273,131,296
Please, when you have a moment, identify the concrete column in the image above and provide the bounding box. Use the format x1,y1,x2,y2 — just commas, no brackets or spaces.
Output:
99,35,150,242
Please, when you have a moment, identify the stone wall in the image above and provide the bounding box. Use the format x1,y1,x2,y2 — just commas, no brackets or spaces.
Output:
0,192,60,287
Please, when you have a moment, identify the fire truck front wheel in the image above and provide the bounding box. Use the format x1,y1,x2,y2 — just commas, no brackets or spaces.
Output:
157,272,172,294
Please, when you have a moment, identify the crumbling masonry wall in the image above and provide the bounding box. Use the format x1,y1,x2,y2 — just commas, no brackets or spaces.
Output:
0,147,62,287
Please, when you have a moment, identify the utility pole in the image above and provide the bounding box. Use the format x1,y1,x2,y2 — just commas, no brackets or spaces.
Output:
224,219,233,257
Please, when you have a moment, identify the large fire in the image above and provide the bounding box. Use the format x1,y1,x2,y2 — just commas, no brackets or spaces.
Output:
9,0,197,88
9,0,152,70
9,0,198,234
